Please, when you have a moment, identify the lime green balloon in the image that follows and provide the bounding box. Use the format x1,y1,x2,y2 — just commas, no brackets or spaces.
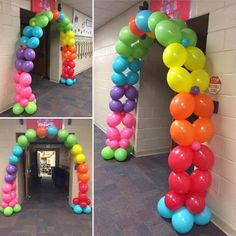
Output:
132,43,148,59
25,129,37,142
101,146,114,160
58,129,69,141
36,15,49,28
127,145,134,155
148,12,168,32
62,16,71,26
115,40,132,57
181,28,197,47
44,11,53,21
25,102,37,115
171,18,187,30
12,103,24,115
65,23,73,32
114,148,128,162
29,17,37,26
119,26,139,45
3,207,13,217
139,37,154,49
17,135,29,149
0,207,3,213
64,140,71,148
66,134,77,147
155,20,182,47
56,24,65,32
13,204,22,213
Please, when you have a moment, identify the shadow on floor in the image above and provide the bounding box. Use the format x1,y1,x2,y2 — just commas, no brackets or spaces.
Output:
0,177,92,236
0,68,92,117
94,126,226,236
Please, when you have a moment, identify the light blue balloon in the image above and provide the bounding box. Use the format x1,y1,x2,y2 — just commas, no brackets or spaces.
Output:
66,79,73,86
59,11,65,21
73,205,82,214
27,37,40,49
32,26,43,38
60,78,66,84
182,38,190,48
112,56,129,73
172,207,194,234
20,36,29,46
126,71,139,85
135,10,152,32
83,205,92,214
194,206,212,225
111,72,126,86
9,155,20,165
157,196,174,219
47,125,58,137
12,145,23,156
70,203,75,209
128,59,141,72
23,26,33,37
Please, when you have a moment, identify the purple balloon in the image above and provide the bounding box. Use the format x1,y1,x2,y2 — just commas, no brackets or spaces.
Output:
5,174,16,183
109,100,123,112
24,48,36,61
22,61,34,72
125,86,138,100
123,100,136,112
191,86,200,95
15,59,24,70
16,48,25,59
110,86,125,100
6,164,17,174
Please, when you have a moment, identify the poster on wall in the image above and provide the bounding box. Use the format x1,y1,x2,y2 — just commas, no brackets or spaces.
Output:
26,119,63,129
149,0,191,20
72,9,92,37
31,0,56,13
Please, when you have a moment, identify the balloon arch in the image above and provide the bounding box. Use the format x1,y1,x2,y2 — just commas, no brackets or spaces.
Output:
101,9,214,234
13,9,77,116
0,125,91,217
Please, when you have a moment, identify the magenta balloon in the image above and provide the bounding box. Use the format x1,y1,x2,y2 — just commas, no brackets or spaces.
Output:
106,127,120,140
122,113,136,127
19,72,32,86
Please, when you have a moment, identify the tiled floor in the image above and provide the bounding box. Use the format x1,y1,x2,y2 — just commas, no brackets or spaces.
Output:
0,177,92,236
0,68,92,117
94,126,226,236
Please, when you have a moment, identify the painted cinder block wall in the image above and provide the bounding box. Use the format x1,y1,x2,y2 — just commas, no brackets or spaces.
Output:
94,0,236,234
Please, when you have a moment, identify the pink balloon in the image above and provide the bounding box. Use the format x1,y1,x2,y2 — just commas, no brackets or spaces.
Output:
15,197,19,204
15,84,22,94
20,86,32,98
9,200,16,207
13,71,21,83
19,72,32,86
29,93,36,102
20,98,29,107
2,193,12,203
106,127,120,141
120,128,134,139
14,94,21,102
106,139,119,149
2,183,12,193
1,202,8,208
10,191,16,199
122,113,136,127
107,113,122,127
11,182,16,190
119,139,129,149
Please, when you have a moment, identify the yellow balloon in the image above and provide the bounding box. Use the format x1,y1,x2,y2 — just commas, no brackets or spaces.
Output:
68,38,75,46
163,43,187,68
191,69,210,92
66,30,75,38
184,46,206,71
70,144,83,156
167,67,192,93
60,39,67,46
74,153,86,164
146,32,156,39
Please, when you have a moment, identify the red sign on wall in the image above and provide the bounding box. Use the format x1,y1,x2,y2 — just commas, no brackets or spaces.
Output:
26,119,63,129
149,0,191,20
31,0,56,13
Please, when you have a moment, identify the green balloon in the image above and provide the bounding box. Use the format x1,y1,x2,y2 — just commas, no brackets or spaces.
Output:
127,145,134,155
56,24,65,32
61,16,71,26
13,204,22,213
29,17,37,26
0,207,3,213
66,134,77,147
25,102,37,115
139,37,154,49
101,146,114,160
3,207,13,217
114,148,128,162
36,15,49,28
171,18,187,30
44,11,53,21
64,140,71,148
148,12,168,32
25,129,37,142
119,26,139,45
115,40,132,57
132,43,148,59
58,129,69,141
181,28,197,47
17,135,29,149
155,20,182,47
12,103,24,115
65,23,73,32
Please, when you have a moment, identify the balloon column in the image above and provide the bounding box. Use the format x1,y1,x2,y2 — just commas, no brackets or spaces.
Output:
0,125,91,216
13,10,76,116
101,8,215,234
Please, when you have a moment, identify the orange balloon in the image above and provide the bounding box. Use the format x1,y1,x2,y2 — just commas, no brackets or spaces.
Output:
170,120,194,146
36,126,47,138
68,46,76,53
194,93,214,118
170,93,195,119
129,16,144,37
63,47,69,54
69,53,76,60
52,9,60,21
193,118,214,143
77,163,88,174
78,173,89,183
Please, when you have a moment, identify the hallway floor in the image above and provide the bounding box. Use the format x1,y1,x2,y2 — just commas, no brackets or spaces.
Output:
94,126,226,236
0,68,92,117
0,177,92,236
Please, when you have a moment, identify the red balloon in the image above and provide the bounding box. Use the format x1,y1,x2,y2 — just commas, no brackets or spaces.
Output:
164,191,185,210
87,199,91,205
79,193,87,201
185,192,205,214
36,126,47,138
190,169,212,193
68,68,74,76
168,171,191,195
129,16,144,37
73,197,80,205
69,61,75,68
168,146,193,172
52,9,60,21
63,67,69,74
193,145,214,170
80,201,87,208
63,60,69,67
64,73,69,78
79,183,88,193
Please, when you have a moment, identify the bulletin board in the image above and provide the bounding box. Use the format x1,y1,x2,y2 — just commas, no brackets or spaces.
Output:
26,119,63,129
31,0,56,13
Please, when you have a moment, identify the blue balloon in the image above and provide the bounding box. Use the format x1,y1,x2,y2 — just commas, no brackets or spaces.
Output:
182,38,190,48
66,79,73,86
135,10,152,32
27,37,40,49
111,72,126,86
32,26,43,38
47,125,58,137
23,26,33,37
9,155,20,165
172,207,194,234
157,196,174,219
59,11,65,21
129,59,141,72
20,36,29,46
83,205,92,214
70,203,75,209
60,78,66,84
112,56,129,73
73,205,82,214
194,206,212,225
126,71,139,85
12,145,23,156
